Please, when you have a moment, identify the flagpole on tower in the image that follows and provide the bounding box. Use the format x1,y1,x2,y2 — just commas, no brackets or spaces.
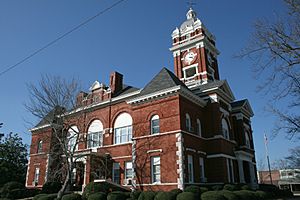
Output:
264,133,273,185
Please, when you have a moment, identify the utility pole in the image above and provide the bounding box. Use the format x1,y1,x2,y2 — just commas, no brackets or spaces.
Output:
264,133,273,185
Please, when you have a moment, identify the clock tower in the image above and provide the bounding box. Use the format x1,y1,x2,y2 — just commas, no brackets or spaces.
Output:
170,8,220,86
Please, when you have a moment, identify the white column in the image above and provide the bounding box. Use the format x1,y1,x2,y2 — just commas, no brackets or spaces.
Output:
237,159,245,183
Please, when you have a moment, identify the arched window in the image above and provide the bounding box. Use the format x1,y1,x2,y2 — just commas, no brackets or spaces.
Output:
151,115,160,134
87,120,103,148
221,118,230,139
37,140,43,153
68,126,79,151
114,113,132,144
196,119,202,137
245,131,250,148
186,113,191,132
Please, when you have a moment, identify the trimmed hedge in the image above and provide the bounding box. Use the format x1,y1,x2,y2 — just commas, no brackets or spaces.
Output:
184,186,208,199
33,194,49,200
138,191,156,200
255,190,269,200
233,190,256,200
0,182,25,198
154,191,177,200
42,182,62,194
219,190,239,200
130,191,141,200
107,191,130,200
223,184,240,191
38,193,58,200
87,192,107,200
176,192,197,200
201,191,226,200
211,185,223,191
240,185,252,191
62,193,82,200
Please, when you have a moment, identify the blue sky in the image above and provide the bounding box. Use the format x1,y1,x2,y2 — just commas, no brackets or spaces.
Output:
0,0,297,169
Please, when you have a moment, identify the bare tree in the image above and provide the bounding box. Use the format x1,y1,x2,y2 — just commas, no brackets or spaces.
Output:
285,146,300,168
238,0,300,139
25,75,86,199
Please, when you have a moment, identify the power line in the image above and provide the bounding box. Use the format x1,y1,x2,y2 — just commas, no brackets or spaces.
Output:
0,0,128,77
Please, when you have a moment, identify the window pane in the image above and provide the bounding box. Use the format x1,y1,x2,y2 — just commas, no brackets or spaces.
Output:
185,67,196,78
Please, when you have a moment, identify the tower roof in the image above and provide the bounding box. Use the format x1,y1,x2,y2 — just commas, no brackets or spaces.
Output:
179,8,201,32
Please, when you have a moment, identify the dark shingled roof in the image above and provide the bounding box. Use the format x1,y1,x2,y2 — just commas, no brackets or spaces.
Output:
139,67,187,96
34,106,65,128
231,99,247,108
196,80,225,91
113,84,140,97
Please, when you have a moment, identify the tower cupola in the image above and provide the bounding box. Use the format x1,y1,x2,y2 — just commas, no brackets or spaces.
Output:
170,8,220,87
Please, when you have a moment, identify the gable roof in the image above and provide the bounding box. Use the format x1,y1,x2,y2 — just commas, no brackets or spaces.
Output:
138,67,187,96
231,99,254,117
193,79,235,101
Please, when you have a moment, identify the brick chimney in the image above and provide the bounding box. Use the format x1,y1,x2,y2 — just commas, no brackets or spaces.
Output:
110,71,123,95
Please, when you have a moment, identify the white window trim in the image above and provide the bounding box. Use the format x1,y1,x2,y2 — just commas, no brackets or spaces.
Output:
151,115,160,135
226,158,234,183
151,156,161,183
183,63,200,80
33,167,40,185
125,161,133,180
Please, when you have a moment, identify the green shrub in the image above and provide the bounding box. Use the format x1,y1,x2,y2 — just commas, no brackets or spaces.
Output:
223,184,240,191
26,188,41,197
233,190,256,200
38,193,58,200
184,185,208,199
107,191,129,200
201,191,226,200
130,191,141,200
176,192,197,200
255,190,269,200
240,185,252,191
138,191,156,200
211,185,223,191
33,194,48,200
219,190,238,200
62,193,82,200
87,192,107,200
169,189,182,196
42,182,62,194
0,182,25,198
154,191,177,200
6,188,27,199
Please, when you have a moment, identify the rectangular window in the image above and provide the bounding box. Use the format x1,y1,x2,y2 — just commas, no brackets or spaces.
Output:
34,168,40,185
114,126,132,144
199,157,205,182
188,155,194,183
184,66,197,79
125,161,133,179
227,158,234,183
112,162,120,184
151,157,160,183
87,131,102,148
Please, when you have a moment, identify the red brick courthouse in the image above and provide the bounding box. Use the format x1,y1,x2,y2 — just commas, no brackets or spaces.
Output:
26,8,257,191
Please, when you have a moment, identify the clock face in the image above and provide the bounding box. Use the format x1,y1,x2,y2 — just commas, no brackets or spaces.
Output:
184,51,197,65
